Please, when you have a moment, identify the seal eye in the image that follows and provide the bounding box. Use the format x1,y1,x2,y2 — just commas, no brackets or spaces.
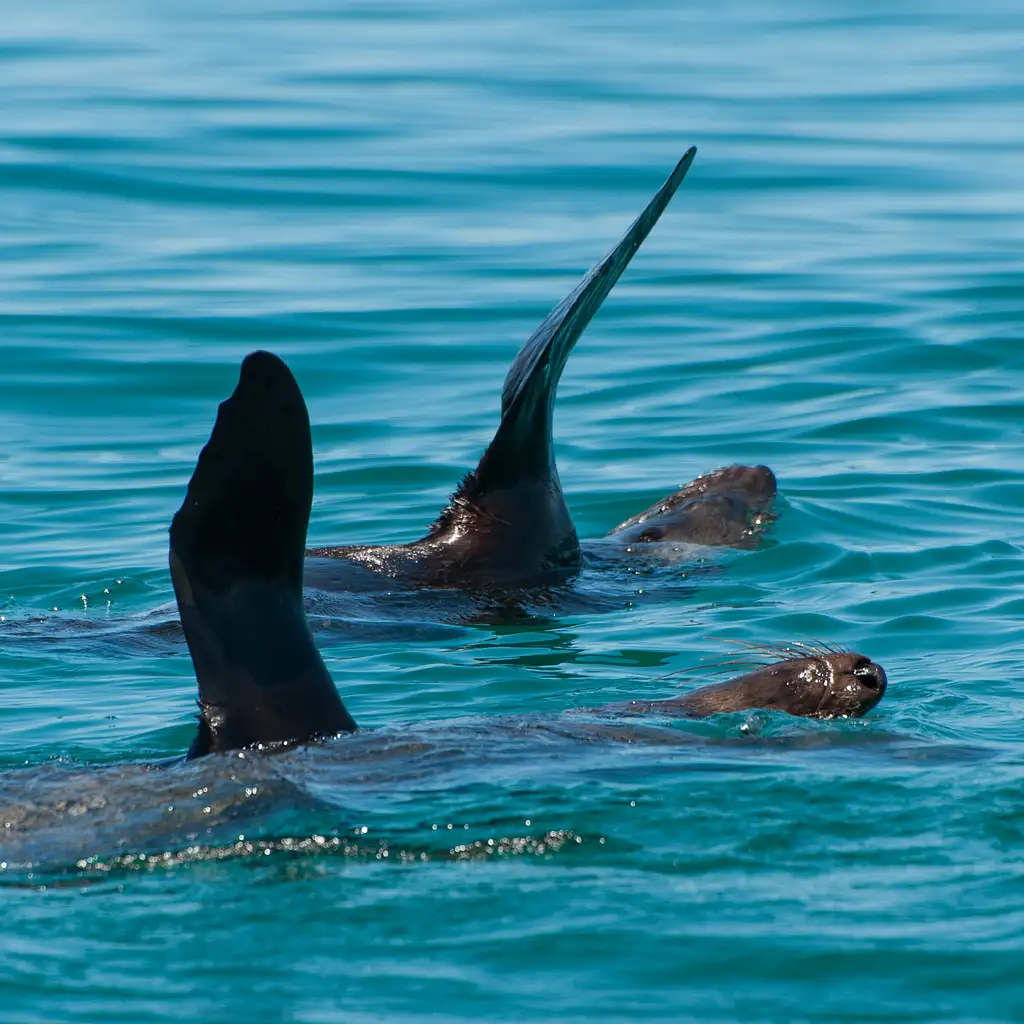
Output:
852,659,881,690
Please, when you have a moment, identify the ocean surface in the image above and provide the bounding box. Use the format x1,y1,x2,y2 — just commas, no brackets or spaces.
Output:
2,0,1024,1020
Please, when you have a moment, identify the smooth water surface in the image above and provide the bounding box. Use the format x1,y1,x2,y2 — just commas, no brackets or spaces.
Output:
2,1,1024,1020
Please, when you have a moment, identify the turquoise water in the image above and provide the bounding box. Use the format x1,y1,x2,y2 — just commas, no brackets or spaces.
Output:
3,0,1024,1019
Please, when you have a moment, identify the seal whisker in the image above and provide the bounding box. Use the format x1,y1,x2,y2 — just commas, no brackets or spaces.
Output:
651,647,798,684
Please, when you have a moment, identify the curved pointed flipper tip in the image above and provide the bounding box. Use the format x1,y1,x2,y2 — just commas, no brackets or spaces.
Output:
671,145,697,187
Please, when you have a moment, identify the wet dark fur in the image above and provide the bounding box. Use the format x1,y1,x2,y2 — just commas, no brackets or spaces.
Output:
598,644,887,721
608,464,778,550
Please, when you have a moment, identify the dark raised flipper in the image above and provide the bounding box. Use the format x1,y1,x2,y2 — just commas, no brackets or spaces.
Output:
421,149,699,584
170,351,357,758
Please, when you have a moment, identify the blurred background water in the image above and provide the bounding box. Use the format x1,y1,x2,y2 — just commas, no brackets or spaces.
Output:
2,0,1024,1020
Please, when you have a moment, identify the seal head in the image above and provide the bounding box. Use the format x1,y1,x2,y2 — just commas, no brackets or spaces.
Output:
607,464,777,550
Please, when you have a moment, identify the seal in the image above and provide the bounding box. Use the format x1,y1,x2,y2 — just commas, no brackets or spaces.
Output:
304,146,777,592
596,647,887,721
172,352,882,759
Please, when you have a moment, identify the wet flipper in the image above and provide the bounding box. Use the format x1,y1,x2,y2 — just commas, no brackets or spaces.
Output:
425,149,698,582
170,351,357,758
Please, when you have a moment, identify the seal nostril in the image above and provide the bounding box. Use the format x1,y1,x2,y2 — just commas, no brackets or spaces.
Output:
852,659,881,690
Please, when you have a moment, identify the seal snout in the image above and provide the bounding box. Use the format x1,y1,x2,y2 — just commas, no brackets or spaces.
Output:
811,651,889,719
852,657,887,694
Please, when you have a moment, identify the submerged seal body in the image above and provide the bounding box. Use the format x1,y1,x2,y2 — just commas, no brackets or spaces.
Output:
305,147,777,592
173,352,882,758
